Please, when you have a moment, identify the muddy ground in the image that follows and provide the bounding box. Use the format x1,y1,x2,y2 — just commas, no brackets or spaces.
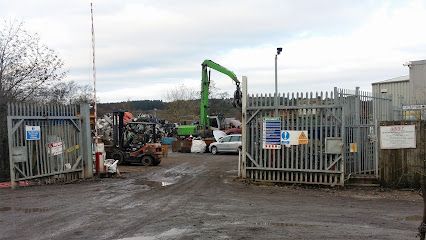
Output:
0,152,423,240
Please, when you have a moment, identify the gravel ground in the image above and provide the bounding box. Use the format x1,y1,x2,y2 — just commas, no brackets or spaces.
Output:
0,152,423,240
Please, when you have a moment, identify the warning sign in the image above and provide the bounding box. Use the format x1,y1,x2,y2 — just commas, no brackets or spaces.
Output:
298,132,309,145
281,130,308,146
48,142,63,156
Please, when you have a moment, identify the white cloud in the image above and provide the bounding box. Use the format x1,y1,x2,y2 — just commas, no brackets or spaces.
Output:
1,0,425,102
217,0,426,94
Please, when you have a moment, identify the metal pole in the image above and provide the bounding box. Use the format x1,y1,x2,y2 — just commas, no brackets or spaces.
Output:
7,113,16,189
241,76,248,178
80,103,93,178
275,54,278,116
354,86,360,173
90,3,98,145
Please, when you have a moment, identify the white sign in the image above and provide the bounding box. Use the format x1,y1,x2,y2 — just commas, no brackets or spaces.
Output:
380,125,416,149
25,126,41,141
402,105,426,110
281,130,308,146
48,141,63,156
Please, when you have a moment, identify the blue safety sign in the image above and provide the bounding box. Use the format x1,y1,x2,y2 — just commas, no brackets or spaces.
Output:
25,126,41,141
281,131,290,145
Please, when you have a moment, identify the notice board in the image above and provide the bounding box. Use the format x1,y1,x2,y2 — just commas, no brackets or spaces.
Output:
380,125,416,149
262,117,281,149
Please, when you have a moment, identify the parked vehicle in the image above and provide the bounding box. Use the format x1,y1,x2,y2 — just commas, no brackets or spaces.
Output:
209,134,242,154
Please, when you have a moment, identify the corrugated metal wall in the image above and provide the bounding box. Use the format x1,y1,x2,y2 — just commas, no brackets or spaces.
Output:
372,80,410,108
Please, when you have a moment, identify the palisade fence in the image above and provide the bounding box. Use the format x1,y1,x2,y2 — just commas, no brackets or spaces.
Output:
240,77,392,186
6,102,92,187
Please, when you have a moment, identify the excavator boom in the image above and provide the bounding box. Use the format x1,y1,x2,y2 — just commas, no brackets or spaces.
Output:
200,60,241,131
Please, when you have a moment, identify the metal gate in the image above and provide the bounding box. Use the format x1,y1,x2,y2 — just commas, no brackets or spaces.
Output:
240,77,392,186
339,88,392,176
7,103,92,186
241,81,345,185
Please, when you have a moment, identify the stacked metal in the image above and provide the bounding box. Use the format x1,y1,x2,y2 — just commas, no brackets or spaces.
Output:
96,112,176,146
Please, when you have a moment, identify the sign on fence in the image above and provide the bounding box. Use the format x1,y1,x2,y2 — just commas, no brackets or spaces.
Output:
25,126,40,141
281,130,309,146
48,142,64,156
262,117,281,149
380,125,416,149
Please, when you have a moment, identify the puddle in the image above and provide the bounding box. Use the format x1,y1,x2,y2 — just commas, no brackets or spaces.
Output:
405,215,422,221
161,181,173,186
255,222,318,228
118,228,189,240
134,179,175,188
0,206,49,213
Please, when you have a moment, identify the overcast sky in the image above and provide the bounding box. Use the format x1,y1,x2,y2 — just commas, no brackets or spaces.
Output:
1,0,425,103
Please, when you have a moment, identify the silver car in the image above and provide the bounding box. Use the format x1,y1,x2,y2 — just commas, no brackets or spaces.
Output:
209,134,242,154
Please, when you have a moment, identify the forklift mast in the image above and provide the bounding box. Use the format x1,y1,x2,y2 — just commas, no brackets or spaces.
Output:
112,111,125,148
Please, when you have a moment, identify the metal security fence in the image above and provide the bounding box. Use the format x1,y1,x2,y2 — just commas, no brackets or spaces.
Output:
240,77,392,186
7,103,92,186
338,88,392,176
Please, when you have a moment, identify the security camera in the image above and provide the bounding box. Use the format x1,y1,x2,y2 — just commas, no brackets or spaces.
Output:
277,47,282,55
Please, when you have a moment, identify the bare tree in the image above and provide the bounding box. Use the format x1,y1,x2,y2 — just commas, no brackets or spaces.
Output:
208,81,230,99
164,84,199,102
162,84,199,123
0,19,67,180
34,81,93,104
0,20,66,101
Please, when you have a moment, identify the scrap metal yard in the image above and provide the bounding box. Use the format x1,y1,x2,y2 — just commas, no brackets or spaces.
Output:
1,3,426,238
0,152,421,240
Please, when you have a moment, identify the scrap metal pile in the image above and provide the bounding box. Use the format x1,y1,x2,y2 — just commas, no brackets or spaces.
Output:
96,112,176,147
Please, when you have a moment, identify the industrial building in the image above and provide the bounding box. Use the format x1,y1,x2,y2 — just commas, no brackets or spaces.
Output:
372,59,426,120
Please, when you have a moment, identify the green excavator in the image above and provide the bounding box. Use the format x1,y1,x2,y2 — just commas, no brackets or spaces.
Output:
177,59,242,137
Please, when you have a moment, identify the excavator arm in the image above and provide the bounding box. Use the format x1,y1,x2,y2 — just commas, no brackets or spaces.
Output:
200,59,242,130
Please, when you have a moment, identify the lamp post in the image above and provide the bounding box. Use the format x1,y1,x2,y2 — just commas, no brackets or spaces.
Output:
275,47,282,115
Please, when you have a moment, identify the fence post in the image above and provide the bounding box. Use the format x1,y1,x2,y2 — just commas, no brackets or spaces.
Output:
354,87,361,173
374,119,379,178
7,105,16,189
80,103,93,178
241,76,248,178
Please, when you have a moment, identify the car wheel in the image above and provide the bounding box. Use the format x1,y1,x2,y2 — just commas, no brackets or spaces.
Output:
153,158,161,166
211,146,218,155
141,155,153,166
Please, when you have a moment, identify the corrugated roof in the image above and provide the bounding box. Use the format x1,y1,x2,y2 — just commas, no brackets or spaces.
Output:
372,75,409,85
408,59,426,66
